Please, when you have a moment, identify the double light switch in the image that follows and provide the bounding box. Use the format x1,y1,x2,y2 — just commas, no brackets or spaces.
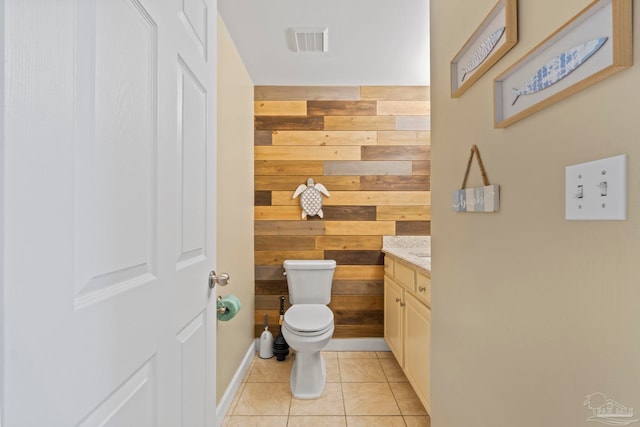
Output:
565,154,627,221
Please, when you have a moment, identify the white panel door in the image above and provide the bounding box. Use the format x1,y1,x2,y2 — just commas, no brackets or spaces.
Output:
1,0,217,426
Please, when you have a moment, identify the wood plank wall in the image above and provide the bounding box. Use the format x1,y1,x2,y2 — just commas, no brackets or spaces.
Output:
254,86,431,338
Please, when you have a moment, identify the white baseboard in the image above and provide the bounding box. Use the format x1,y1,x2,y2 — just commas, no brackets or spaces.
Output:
215,341,256,426
215,337,390,424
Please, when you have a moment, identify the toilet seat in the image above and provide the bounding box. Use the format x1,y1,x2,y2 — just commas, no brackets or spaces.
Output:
284,304,333,335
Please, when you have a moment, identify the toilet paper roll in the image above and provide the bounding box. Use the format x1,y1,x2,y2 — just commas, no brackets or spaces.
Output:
217,295,241,321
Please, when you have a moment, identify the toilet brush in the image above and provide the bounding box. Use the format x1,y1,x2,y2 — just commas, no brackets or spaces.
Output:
259,313,274,359
273,296,289,361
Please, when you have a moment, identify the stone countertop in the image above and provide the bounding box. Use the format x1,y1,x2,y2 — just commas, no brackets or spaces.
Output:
382,247,431,273
382,235,431,273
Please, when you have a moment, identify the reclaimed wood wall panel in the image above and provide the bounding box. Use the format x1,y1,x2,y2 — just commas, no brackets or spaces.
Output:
315,236,382,250
325,221,396,236
255,206,302,221
254,86,430,339
255,86,360,101
377,205,432,221
324,116,396,131
324,160,412,176
254,130,273,146
396,116,431,131
324,250,384,265
271,190,431,207
319,206,377,221
361,146,430,161
307,101,377,116
255,280,289,295
254,220,325,236
377,101,431,116
254,191,271,206
255,116,324,130
255,175,360,191
412,160,431,175
254,101,307,116
255,160,324,175
360,176,430,191
255,146,361,161
332,280,384,295
360,86,430,101
255,236,317,251
255,250,324,265
272,131,377,146
396,221,431,236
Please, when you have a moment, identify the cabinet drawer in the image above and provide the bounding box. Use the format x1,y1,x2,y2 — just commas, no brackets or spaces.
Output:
394,260,415,290
384,255,394,277
415,271,431,307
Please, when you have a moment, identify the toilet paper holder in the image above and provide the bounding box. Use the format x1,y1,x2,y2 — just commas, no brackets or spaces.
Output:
209,271,230,289
216,296,228,314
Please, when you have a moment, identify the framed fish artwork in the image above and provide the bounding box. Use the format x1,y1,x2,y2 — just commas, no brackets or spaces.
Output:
494,0,632,128
450,0,518,98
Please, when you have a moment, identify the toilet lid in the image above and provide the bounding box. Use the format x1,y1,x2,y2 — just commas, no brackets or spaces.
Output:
284,304,334,333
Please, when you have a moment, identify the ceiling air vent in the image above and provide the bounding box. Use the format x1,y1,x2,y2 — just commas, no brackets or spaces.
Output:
288,27,328,53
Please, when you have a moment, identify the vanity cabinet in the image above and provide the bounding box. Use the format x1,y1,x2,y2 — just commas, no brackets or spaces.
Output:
384,254,431,413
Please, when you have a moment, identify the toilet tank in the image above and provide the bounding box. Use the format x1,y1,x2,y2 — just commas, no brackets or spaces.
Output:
283,260,336,305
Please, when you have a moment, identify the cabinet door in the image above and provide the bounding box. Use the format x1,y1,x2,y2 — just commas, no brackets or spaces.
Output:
384,276,404,365
404,293,431,413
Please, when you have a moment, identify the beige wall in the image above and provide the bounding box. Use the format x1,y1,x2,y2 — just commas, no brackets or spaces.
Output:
431,1,640,426
216,14,255,404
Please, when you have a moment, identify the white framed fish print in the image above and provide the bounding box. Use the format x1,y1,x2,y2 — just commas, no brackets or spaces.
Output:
493,0,632,128
450,0,518,98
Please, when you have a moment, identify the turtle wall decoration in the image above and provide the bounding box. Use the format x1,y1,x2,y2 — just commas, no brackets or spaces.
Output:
292,178,330,219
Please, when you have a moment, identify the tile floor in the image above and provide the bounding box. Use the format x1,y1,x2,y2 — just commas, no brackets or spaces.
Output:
222,351,431,427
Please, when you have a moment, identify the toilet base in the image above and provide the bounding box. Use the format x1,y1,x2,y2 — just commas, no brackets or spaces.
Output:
290,350,326,399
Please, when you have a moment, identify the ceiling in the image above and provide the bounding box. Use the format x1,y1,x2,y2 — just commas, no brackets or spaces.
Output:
217,0,430,86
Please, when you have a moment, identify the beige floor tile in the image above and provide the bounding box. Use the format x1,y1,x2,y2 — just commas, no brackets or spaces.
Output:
326,357,341,382
346,416,406,426
247,357,292,383
223,415,289,427
290,383,344,416
404,415,431,427
288,415,347,426
376,351,395,359
390,383,428,415
379,358,408,383
342,383,401,416
227,382,246,415
322,351,339,359
339,358,387,383
338,351,378,359
233,382,291,416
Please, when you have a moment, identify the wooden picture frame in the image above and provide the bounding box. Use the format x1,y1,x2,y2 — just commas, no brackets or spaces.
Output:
451,0,518,98
493,0,632,128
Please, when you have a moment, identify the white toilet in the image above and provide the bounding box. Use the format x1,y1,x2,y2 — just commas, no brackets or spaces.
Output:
281,259,336,399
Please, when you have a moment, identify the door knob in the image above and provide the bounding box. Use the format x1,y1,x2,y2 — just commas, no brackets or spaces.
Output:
209,271,230,289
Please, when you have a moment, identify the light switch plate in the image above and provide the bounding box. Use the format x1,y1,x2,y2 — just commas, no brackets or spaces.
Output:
565,154,627,220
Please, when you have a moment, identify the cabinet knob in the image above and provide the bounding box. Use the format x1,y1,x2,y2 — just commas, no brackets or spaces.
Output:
395,297,401,303
400,301,406,307
418,286,426,292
